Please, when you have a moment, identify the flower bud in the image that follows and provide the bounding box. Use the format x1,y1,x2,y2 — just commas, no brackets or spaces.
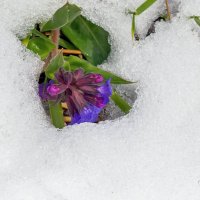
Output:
47,85,61,96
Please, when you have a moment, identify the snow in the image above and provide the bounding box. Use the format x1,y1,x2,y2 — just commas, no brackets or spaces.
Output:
0,0,200,199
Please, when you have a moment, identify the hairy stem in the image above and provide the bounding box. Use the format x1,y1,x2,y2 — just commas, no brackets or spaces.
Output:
43,29,60,70
51,29,60,58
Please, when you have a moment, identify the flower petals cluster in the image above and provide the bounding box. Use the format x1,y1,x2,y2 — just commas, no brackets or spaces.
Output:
39,68,112,124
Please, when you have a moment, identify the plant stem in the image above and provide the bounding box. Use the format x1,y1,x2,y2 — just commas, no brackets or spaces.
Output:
43,54,52,71
51,29,60,58
43,29,60,71
165,0,171,20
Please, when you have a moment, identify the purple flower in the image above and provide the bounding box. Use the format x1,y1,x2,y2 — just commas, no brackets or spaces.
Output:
70,104,102,125
39,80,57,101
39,68,112,125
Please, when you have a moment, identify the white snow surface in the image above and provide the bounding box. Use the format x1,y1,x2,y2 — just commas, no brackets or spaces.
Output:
0,0,200,199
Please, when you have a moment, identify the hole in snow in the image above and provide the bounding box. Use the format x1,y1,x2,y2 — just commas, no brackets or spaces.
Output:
38,66,137,125
103,85,137,121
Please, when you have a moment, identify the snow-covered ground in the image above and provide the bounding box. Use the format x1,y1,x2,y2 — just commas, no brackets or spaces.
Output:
0,0,200,199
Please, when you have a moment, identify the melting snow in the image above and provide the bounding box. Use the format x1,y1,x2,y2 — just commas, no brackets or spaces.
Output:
0,0,200,199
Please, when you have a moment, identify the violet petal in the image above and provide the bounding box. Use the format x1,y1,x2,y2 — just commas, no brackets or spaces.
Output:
70,104,102,125
98,79,112,97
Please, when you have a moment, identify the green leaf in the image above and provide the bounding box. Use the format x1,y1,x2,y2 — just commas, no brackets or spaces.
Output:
48,101,65,129
41,4,81,32
27,37,55,60
45,52,64,79
62,15,111,65
131,14,136,39
22,35,30,47
111,91,132,114
59,38,77,50
135,0,157,15
32,29,51,40
66,56,133,84
63,61,71,71
194,16,200,26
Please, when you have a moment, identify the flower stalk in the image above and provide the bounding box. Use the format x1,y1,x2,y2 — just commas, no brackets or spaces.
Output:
43,29,60,71
51,29,60,58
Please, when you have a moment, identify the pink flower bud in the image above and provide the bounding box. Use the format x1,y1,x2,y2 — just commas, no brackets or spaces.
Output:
47,85,61,96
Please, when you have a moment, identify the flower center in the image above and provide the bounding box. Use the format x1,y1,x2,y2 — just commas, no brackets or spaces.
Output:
66,88,72,96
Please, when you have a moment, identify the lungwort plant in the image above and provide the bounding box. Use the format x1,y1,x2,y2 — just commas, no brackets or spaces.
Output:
22,3,134,128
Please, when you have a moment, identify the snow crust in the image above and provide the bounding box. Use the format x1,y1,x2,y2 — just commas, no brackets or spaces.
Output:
0,0,200,199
